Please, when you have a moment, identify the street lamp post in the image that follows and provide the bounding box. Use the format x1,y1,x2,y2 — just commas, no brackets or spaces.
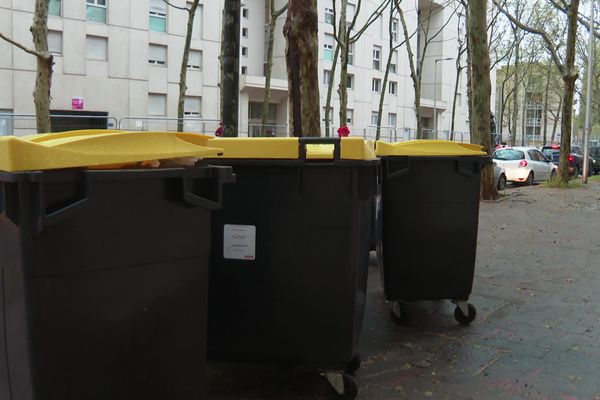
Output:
433,57,454,139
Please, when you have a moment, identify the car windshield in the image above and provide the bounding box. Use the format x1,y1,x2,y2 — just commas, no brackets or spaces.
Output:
542,148,560,162
493,149,525,160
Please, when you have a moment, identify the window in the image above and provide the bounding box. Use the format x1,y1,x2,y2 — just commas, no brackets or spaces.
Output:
188,50,202,70
456,93,462,106
388,81,397,95
49,0,61,16
242,8,249,18
189,2,203,39
242,27,248,38
241,47,248,57
149,0,167,32
86,0,107,23
391,18,398,42
372,78,381,93
388,113,397,127
324,34,334,61
148,93,166,115
148,44,167,65
0,109,13,136
346,3,356,23
184,96,202,117
346,109,354,125
323,69,332,85
372,46,381,70
390,50,397,73
371,112,379,126
86,36,107,60
241,66,247,74
347,74,354,89
347,43,354,65
48,30,62,56
325,7,334,24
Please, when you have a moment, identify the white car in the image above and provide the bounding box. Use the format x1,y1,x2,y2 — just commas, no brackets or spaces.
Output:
492,147,555,185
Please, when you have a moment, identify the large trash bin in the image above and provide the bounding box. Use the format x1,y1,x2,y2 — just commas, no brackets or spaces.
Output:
0,130,233,400
204,137,378,399
375,140,490,325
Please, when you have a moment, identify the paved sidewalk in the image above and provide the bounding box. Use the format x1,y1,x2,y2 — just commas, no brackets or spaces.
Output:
208,182,600,400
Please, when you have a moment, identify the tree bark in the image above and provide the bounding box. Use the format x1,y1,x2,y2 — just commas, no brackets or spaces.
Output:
337,0,349,133
541,60,552,146
0,0,55,133
261,1,288,136
511,39,520,146
221,0,240,137
177,1,200,132
550,96,562,143
284,0,321,137
325,43,341,137
468,0,497,200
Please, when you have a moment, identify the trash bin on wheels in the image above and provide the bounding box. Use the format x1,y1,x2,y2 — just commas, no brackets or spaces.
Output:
0,130,233,400
205,137,378,399
375,140,490,325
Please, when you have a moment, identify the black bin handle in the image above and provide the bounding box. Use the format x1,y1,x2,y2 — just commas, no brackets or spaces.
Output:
298,137,341,162
182,166,234,210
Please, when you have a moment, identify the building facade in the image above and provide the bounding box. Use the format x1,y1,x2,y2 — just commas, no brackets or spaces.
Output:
0,0,495,139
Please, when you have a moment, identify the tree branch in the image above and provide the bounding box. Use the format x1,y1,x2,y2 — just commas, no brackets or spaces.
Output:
161,0,189,12
492,0,563,71
0,31,49,59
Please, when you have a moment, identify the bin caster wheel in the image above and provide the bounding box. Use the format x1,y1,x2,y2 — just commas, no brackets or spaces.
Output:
390,301,407,324
454,303,476,325
346,355,361,374
325,372,358,399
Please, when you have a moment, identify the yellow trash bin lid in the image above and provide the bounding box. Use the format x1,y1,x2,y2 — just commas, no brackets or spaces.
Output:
0,130,223,172
375,140,486,157
203,137,376,161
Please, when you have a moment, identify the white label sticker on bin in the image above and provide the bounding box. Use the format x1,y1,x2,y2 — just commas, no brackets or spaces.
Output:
223,224,256,260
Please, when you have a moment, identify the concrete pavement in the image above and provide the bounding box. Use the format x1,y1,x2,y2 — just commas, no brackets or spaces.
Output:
208,182,600,399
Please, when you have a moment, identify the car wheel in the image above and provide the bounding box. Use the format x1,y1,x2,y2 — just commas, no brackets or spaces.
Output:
573,166,580,179
550,169,557,179
497,174,507,190
526,172,534,186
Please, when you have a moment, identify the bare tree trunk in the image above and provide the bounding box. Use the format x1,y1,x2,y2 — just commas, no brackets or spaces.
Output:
468,0,497,200
396,2,423,139
325,43,341,137
261,1,288,135
541,60,552,146
450,60,464,137
337,0,349,132
221,0,240,136
284,0,321,137
511,42,520,146
176,1,200,132
377,1,395,141
0,0,53,133
550,96,562,144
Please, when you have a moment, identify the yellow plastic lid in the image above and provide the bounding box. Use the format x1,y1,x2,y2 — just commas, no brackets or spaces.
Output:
205,137,376,161
375,140,486,156
0,130,223,172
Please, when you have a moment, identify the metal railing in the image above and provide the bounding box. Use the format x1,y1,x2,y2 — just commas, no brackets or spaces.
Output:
247,123,290,137
118,117,221,134
0,113,118,136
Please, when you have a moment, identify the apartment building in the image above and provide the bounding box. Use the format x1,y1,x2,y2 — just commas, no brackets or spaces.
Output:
0,0,493,138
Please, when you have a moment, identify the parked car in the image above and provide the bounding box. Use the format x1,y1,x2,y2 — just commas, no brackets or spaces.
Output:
493,162,507,190
589,146,600,174
492,147,554,185
541,145,594,177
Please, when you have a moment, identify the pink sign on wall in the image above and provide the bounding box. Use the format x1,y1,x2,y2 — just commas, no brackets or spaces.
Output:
71,97,84,110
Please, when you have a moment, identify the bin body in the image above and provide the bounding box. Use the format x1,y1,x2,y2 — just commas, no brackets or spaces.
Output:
380,155,486,301
206,140,377,370
0,166,231,400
